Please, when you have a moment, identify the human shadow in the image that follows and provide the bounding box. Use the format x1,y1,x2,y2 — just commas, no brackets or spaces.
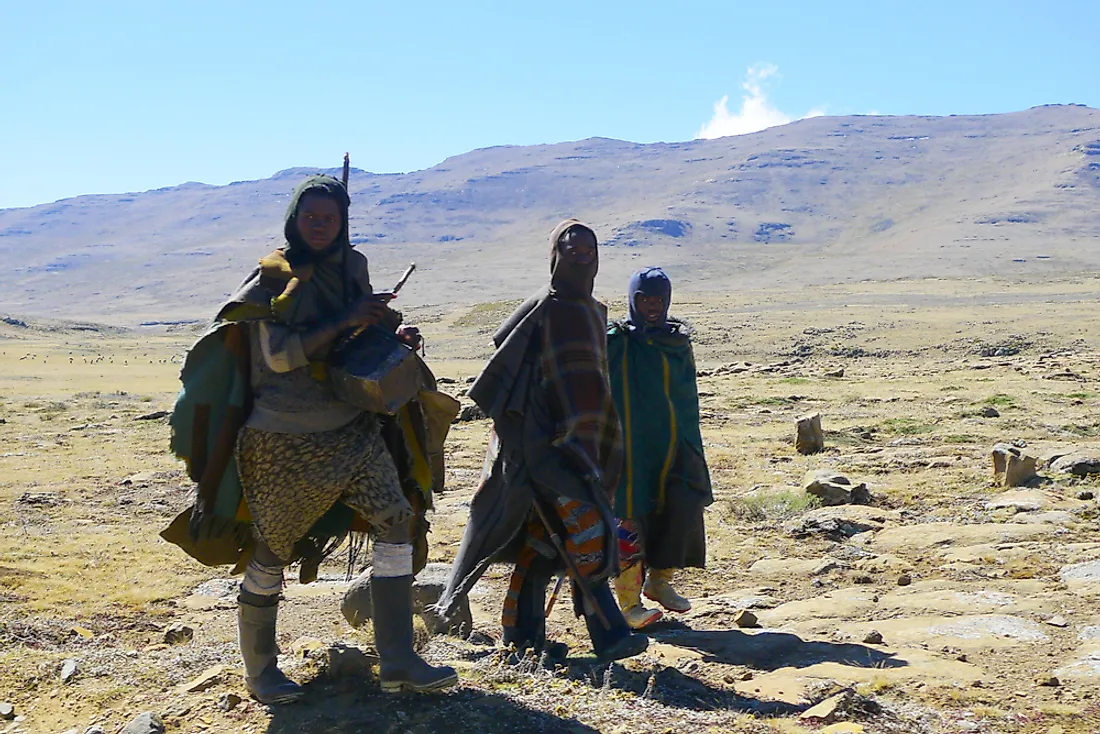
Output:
264,677,600,734
648,627,906,671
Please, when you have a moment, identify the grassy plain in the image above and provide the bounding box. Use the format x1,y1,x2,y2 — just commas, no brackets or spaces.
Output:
3,276,1100,733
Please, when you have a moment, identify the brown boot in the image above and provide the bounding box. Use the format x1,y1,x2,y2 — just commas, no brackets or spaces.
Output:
643,568,691,613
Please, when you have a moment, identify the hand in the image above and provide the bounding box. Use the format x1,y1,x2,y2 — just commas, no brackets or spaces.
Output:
343,295,390,330
396,325,422,349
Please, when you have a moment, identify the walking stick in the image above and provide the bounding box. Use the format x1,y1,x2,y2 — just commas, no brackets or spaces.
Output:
530,500,611,630
342,152,350,189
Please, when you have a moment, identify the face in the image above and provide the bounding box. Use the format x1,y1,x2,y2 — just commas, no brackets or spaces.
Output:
635,293,666,324
295,192,343,251
557,227,597,266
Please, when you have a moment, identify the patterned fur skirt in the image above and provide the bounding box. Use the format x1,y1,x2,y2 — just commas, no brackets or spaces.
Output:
235,412,412,562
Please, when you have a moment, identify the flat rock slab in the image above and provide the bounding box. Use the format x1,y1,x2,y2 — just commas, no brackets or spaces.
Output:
768,588,879,625
1056,643,1100,680
875,586,1044,617
729,646,981,705
872,523,1055,555
984,490,1052,512
783,506,899,539
835,614,1049,651
1011,510,1077,526
1051,450,1100,476
1060,560,1100,594
750,558,844,578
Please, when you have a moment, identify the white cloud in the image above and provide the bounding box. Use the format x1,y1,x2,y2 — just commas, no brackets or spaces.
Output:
696,65,824,140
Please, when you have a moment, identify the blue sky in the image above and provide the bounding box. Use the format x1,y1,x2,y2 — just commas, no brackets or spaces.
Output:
1,0,1097,209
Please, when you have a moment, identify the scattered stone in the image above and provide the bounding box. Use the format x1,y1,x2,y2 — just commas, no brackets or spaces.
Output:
897,573,912,587
1051,451,1100,476
796,413,825,455
326,643,378,680
863,630,884,645
120,712,164,734
1004,453,1038,488
60,659,79,683
1035,674,1061,687
1044,616,1069,628
823,368,845,378
801,470,870,507
981,406,1001,418
342,563,473,638
0,702,13,720
290,636,326,657
454,404,487,423
163,622,194,645
784,505,890,539
799,689,855,723
467,631,495,646
732,610,759,628
218,693,243,712
84,727,106,734
1077,490,1095,501
957,653,969,662
436,377,457,385
737,670,754,681
182,665,224,693
853,574,874,585
134,410,170,421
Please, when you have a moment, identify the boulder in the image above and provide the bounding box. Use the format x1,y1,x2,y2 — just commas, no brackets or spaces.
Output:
454,404,487,423
991,444,1038,487
796,413,825,455
803,470,868,507
120,713,164,734
1051,451,1100,476
326,643,379,680
342,562,473,638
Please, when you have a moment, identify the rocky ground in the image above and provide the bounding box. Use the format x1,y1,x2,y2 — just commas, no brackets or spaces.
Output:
4,277,1100,733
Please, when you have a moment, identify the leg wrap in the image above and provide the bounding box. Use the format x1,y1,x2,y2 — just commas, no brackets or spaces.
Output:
241,557,285,599
372,542,414,578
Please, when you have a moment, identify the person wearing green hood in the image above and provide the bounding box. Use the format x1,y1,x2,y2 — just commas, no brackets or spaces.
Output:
607,267,713,629
164,175,457,703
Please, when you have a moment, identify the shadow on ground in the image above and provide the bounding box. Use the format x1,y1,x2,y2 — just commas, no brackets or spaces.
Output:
651,627,906,671
264,681,598,734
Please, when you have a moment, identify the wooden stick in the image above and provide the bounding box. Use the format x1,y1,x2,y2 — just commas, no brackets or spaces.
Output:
531,500,611,630
342,152,350,189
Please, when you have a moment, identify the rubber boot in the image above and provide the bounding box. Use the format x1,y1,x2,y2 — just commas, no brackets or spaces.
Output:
613,564,663,630
371,575,459,694
582,581,649,662
644,567,692,612
238,598,304,705
501,569,569,663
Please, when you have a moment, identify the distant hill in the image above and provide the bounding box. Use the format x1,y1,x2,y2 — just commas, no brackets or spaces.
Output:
1,105,1098,324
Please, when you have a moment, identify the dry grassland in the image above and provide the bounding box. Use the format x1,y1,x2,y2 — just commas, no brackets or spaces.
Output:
3,276,1100,733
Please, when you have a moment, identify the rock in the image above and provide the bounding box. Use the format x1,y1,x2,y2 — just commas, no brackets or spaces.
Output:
182,665,224,693
60,659,79,683
823,368,845,378
799,689,855,722
802,470,867,507
0,702,13,720
290,636,326,656
468,631,495,646
1035,674,1061,687
853,574,874,585
163,622,194,645
342,563,473,638
1077,490,1095,501
850,484,872,505
454,404,487,423
862,630,884,645
326,643,378,680
732,610,759,628
1044,615,1069,628
981,406,1001,418
992,444,1038,486
783,505,891,539
84,727,106,734
985,490,1047,512
134,410,170,421
1004,453,1038,488
120,713,164,734
897,573,912,587
436,377,457,385
1051,451,1100,476
796,413,825,455
218,693,243,712
1059,560,1100,590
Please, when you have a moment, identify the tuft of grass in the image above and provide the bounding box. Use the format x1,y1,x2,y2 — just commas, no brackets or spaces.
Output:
453,300,524,329
880,417,935,435
723,490,820,524
978,393,1016,407
1066,391,1094,399
941,433,982,444
778,377,811,385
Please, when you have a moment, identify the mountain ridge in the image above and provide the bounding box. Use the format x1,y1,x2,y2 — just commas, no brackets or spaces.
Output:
1,105,1098,324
